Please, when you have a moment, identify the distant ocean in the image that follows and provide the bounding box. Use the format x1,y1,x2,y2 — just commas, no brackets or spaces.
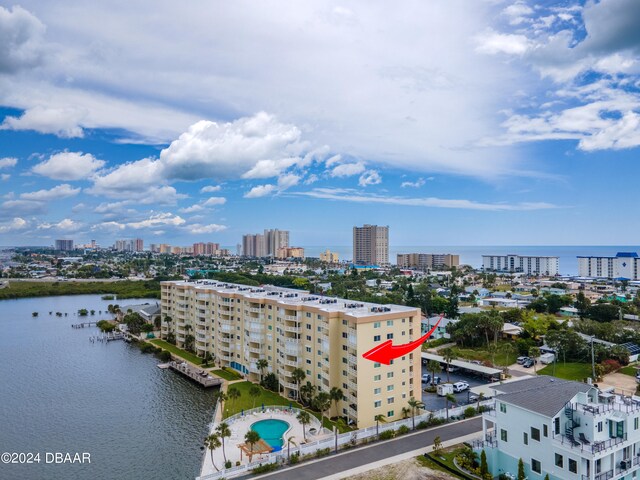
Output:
295,246,640,276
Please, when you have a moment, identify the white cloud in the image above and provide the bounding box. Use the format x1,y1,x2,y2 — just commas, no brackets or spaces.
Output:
0,200,46,218
32,151,105,180
37,218,83,232
330,162,366,178
578,111,640,151
200,185,221,193
0,217,28,233
89,157,162,193
0,5,45,73
401,178,426,188
187,223,227,234
291,188,559,211
358,170,382,187
277,173,300,190
202,196,227,206
1,174,10,181
20,184,80,201
127,212,186,229
244,184,276,198
304,174,319,185
1,106,86,138
475,29,531,55
0,157,17,169
179,204,204,214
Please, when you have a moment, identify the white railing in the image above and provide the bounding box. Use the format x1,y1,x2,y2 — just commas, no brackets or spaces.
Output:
196,400,494,480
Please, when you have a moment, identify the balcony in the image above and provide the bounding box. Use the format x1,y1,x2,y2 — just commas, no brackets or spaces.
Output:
347,380,357,391
554,433,627,454
219,354,233,362
283,343,300,355
246,346,262,354
247,323,263,333
283,381,298,389
471,433,497,450
283,358,298,367
283,315,298,321
582,471,613,480
247,333,264,343
218,323,233,333
616,455,640,475
249,307,262,314
283,325,301,334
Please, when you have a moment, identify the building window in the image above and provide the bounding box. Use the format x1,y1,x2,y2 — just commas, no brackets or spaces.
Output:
543,424,548,437
374,401,381,408
374,363,381,368
374,374,381,381
500,403,506,413
307,335,311,341
386,333,394,340
374,335,381,342
523,432,528,445
387,385,394,391
531,427,540,441
387,372,394,378
374,322,380,328
500,429,507,442
635,417,639,430
531,459,541,474
387,397,394,404
306,359,311,364
374,388,381,394
597,421,603,433
554,417,560,435
387,320,393,326
387,410,394,417
555,453,563,468
568,459,577,473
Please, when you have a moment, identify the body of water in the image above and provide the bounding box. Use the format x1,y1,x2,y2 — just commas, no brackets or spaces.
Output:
0,294,217,480
297,245,640,276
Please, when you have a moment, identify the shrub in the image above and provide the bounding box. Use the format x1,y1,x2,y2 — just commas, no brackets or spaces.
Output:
158,350,172,362
464,407,477,419
289,452,300,464
397,425,410,435
315,448,331,458
139,343,157,354
225,460,232,469
379,430,395,440
601,359,621,374
251,463,279,474
417,420,429,430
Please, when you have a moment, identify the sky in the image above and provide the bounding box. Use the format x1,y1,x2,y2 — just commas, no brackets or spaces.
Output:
0,0,639,248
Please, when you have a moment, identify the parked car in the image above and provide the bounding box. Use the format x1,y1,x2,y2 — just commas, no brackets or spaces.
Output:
517,356,529,365
453,381,469,393
446,365,459,373
431,376,441,386
523,358,537,368
422,373,431,384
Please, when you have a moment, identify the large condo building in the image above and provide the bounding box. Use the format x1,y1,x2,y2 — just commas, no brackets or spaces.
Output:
160,280,420,428
578,252,640,280
242,229,289,257
482,254,559,276
353,224,389,266
55,239,74,251
242,234,266,257
397,253,460,271
114,238,144,252
476,376,640,480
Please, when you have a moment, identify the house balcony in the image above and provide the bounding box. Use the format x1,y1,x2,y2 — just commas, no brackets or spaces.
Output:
218,323,233,333
283,381,298,389
471,433,497,450
615,455,640,476
246,346,262,354
283,315,298,321
283,325,301,334
283,358,298,367
249,307,262,313
553,433,627,455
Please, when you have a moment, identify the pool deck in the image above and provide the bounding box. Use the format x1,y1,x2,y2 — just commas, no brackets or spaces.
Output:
201,408,329,476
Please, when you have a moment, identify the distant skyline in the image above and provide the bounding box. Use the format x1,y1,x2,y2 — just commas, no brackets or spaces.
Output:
1,1,640,246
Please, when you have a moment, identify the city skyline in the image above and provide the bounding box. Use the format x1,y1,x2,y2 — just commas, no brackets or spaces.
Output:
1,1,640,246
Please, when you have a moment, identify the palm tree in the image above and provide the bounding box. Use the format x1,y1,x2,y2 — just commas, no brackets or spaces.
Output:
401,407,411,419
215,422,231,465
300,381,316,406
296,410,311,442
374,413,387,438
407,397,425,430
215,391,227,416
501,343,515,367
476,392,485,413
227,387,241,413
427,360,442,385
244,430,261,462
249,384,261,409
441,347,457,383
314,391,332,429
204,433,221,471
291,368,306,400
285,435,297,463
445,393,456,421
529,346,540,374
487,343,498,366
256,359,268,383
329,387,344,418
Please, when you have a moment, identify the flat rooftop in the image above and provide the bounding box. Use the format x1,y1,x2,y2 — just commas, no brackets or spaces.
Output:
162,280,418,317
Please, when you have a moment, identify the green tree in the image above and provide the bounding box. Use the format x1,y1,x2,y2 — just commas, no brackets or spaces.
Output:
296,410,311,442
300,381,316,406
445,393,456,421
313,391,332,427
427,360,442,384
285,435,297,463
575,291,591,319
329,387,344,418
292,368,306,401
529,346,540,374
480,449,489,478
256,359,268,383
249,384,261,409
204,433,222,471
374,413,387,438
441,347,457,383
227,387,241,413
215,422,231,465
407,397,425,430
244,429,261,462
433,435,443,455
517,458,526,480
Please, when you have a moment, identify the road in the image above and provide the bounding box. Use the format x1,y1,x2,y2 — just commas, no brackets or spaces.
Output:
249,416,482,480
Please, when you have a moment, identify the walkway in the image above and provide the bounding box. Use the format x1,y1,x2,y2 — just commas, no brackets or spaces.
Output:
247,416,482,480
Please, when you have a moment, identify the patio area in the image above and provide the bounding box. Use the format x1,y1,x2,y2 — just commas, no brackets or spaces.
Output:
201,406,330,476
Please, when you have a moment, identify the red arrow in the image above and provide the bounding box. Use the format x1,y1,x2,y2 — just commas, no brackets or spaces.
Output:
362,314,443,365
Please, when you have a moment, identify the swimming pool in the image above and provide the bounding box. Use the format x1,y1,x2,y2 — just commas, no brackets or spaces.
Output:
250,419,290,451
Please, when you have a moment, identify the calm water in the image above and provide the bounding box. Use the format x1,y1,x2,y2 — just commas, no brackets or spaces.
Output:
0,295,217,480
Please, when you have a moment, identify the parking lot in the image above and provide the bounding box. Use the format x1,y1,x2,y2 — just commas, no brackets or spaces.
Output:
420,364,489,411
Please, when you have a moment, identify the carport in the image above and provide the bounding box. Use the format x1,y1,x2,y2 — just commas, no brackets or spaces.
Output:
421,352,503,381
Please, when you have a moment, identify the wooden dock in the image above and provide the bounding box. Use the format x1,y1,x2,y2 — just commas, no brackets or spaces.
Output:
72,321,99,328
168,361,222,388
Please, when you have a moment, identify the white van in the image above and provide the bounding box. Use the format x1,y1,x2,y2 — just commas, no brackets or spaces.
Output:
437,383,454,396
453,381,469,393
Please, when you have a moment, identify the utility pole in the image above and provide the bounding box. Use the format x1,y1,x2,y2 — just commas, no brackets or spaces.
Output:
591,336,596,381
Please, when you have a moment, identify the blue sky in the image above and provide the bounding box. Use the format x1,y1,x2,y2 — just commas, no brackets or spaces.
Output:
1,0,640,248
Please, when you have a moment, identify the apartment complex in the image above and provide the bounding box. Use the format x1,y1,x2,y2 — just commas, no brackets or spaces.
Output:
275,247,305,259
578,252,640,280
160,280,420,428
476,376,640,480
242,229,290,257
319,249,339,263
114,238,144,252
193,242,221,255
55,239,74,251
353,224,389,266
396,253,459,271
482,254,559,276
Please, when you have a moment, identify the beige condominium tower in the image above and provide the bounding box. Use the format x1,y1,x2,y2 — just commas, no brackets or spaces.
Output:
160,280,420,428
353,224,389,266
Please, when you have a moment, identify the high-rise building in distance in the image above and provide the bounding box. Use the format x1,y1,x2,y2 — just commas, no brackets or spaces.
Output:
482,254,559,276
242,234,266,257
396,253,460,271
353,225,389,266
319,249,339,263
264,229,289,256
55,239,74,251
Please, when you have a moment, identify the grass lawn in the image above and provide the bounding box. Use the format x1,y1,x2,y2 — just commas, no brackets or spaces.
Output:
211,368,243,381
451,340,518,367
538,362,593,381
619,366,639,377
421,447,468,479
149,339,204,365
223,381,352,433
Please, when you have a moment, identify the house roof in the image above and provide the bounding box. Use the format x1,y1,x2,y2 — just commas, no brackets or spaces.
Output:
493,376,592,418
